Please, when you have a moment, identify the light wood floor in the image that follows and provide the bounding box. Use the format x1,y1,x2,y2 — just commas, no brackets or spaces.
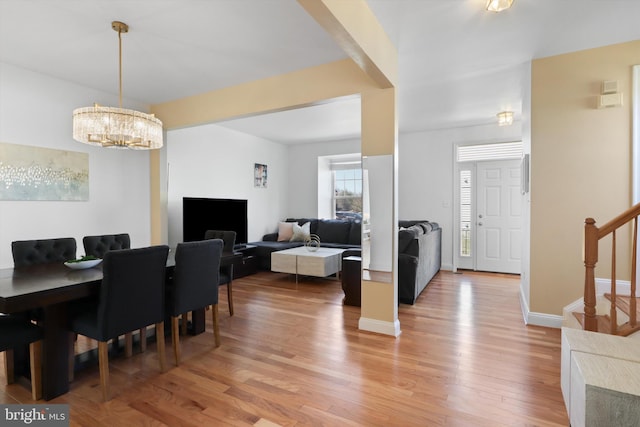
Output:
1,270,569,426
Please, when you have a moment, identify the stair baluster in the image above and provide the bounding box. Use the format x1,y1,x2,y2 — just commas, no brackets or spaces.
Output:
578,204,640,336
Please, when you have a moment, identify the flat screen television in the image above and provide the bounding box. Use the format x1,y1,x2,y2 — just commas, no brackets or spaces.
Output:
182,197,248,244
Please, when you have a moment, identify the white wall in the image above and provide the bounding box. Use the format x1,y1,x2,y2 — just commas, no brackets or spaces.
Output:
0,62,152,268
166,124,288,247
520,62,532,318
285,129,527,272
398,123,522,271
287,138,360,217
317,156,332,219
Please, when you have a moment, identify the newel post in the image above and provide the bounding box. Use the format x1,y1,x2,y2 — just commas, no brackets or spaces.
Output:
583,218,599,331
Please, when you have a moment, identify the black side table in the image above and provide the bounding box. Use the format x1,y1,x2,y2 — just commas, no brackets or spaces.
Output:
233,244,258,278
342,256,362,306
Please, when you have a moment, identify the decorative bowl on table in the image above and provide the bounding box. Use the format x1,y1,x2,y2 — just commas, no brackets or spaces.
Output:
64,256,102,270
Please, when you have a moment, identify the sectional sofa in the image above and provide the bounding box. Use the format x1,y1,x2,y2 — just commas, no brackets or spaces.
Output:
250,218,361,270
249,218,441,304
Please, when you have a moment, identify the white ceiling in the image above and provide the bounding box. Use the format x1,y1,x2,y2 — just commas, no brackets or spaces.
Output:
2,0,640,144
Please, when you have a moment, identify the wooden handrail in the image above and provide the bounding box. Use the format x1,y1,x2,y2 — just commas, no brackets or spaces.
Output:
597,202,640,238
582,202,640,335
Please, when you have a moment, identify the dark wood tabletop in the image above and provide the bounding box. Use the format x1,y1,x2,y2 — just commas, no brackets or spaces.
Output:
0,263,103,314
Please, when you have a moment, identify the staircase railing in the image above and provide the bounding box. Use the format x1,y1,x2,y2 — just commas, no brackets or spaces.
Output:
581,204,640,335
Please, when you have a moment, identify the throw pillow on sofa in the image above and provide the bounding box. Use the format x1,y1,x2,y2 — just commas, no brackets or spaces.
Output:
290,222,311,242
277,222,294,241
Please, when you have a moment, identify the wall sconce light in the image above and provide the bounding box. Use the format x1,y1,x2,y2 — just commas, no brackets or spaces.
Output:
497,111,514,126
486,0,514,12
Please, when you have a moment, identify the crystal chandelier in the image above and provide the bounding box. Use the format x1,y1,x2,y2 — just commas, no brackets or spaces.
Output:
72,21,163,150
485,0,514,12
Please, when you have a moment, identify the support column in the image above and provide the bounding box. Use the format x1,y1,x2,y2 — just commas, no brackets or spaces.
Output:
359,88,399,336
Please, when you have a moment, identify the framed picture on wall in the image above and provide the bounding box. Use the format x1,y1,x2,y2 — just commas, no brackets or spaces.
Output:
254,163,267,188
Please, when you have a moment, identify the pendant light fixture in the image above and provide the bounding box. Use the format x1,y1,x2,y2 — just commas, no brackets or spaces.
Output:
72,21,163,150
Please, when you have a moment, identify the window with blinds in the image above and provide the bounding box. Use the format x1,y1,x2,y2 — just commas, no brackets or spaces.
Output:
457,141,523,162
460,170,472,257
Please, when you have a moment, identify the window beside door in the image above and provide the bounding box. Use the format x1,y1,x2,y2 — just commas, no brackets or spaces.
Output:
460,169,472,257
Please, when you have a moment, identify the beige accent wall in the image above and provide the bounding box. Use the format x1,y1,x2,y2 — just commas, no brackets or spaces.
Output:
149,149,162,245
531,40,640,315
152,59,377,129
361,88,397,156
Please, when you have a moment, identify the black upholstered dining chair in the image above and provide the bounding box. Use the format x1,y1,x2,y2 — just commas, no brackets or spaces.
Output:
167,239,223,365
204,230,236,316
1,315,43,400
68,245,169,401
11,238,77,267
11,238,77,323
81,233,141,356
82,233,131,258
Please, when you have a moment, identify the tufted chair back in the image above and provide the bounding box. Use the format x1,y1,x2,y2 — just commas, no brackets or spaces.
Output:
12,238,77,267
204,230,236,254
83,234,131,258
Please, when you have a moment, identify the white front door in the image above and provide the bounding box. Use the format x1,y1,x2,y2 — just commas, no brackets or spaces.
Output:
476,160,522,274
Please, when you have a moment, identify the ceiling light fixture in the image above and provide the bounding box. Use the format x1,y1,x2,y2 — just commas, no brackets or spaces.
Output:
497,111,514,126
72,21,163,150
485,0,514,12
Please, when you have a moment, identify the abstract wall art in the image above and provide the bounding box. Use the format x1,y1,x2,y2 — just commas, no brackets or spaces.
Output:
0,142,89,201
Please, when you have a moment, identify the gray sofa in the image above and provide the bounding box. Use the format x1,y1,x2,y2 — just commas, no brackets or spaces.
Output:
398,220,442,304
250,218,441,305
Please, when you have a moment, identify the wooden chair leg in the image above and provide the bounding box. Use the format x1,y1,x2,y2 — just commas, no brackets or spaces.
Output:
171,316,180,366
4,349,14,384
227,281,234,316
180,313,187,335
156,322,167,373
140,327,147,353
212,304,221,347
29,341,42,400
125,333,133,357
68,332,76,382
98,341,110,401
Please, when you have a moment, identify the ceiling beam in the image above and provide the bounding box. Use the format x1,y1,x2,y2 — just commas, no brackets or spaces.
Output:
298,0,397,89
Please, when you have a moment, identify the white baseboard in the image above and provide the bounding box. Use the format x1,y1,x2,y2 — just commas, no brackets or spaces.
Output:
359,317,401,337
519,287,563,328
440,263,453,271
564,298,584,314
519,277,632,330
527,312,563,328
562,278,633,322
596,278,631,296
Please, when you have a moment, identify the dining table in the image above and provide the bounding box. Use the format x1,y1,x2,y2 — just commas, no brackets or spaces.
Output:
0,249,241,401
